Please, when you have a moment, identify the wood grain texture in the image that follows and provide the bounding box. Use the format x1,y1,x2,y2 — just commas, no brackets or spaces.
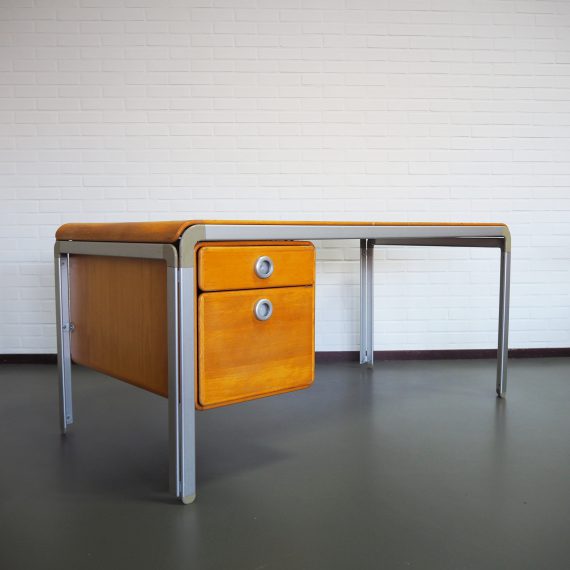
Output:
56,220,508,244
57,220,194,244
198,242,315,292
197,286,315,409
69,255,168,397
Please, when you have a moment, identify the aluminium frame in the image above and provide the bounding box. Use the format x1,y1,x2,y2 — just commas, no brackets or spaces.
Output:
54,222,511,504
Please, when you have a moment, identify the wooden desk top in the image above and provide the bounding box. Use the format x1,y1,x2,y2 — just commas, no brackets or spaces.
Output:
56,220,507,244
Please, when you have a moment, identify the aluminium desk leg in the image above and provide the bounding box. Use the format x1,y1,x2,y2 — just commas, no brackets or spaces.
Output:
496,249,511,398
54,249,73,434
360,239,374,367
170,266,196,504
167,265,181,499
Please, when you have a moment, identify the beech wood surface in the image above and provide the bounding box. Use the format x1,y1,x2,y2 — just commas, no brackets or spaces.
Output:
197,286,315,409
56,220,507,244
197,242,315,292
69,255,169,397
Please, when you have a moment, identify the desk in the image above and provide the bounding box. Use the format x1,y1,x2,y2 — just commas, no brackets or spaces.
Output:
54,220,511,504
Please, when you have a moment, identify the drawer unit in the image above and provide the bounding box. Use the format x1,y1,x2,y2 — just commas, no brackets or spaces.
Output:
196,241,315,409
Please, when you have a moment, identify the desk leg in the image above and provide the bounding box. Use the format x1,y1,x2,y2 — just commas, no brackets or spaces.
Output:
496,249,511,398
360,239,374,367
167,265,181,499
168,266,197,504
54,250,73,434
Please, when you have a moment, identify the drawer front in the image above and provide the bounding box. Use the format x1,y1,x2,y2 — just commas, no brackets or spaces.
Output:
197,286,314,409
197,242,315,292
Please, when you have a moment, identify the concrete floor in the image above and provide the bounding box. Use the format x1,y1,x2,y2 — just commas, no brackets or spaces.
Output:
1,359,569,569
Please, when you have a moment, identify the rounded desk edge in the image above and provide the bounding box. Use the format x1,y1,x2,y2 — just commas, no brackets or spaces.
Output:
55,220,509,245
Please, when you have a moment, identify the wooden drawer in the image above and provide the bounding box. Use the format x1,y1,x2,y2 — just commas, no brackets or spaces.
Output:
197,241,315,292
197,285,314,409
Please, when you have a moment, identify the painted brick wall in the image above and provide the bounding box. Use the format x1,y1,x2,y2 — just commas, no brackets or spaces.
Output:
1,0,569,353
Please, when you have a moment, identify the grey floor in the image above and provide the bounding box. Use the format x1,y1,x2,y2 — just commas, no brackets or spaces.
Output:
1,359,570,569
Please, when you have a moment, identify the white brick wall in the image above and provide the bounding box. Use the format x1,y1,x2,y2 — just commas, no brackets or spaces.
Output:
1,0,569,353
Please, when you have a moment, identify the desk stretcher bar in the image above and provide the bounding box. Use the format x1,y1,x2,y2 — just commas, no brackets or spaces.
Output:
55,220,511,504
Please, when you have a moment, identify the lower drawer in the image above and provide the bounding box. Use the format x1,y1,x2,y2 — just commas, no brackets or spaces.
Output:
197,285,314,409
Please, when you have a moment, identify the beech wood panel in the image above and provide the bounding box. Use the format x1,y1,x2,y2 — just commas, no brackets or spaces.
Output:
69,255,169,397
197,286,315,409
56,220,508,244
197,242,315,292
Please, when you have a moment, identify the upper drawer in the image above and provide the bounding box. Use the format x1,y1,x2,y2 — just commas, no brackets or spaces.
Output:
197,241,315,292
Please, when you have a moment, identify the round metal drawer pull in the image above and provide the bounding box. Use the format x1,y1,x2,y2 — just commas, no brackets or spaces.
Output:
254,299,273,321
254,256,274,279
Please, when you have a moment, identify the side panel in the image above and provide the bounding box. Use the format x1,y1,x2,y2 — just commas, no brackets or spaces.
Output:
69,255,169,397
